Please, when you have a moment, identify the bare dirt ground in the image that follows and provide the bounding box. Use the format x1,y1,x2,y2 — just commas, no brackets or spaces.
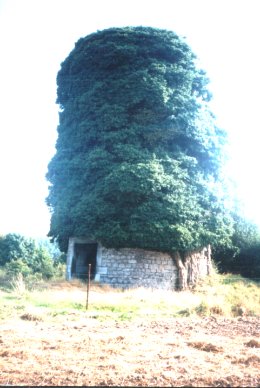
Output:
0,314,259,386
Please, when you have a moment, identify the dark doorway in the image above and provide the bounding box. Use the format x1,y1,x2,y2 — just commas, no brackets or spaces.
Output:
71,243,97,280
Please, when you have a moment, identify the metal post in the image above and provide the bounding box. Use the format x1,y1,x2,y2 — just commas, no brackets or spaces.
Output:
86,263,91,310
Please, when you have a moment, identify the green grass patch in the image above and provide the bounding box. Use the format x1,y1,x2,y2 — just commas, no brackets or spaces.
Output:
0,272,259,321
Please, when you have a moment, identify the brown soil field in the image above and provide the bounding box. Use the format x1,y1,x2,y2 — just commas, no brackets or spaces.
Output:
0,313,259,386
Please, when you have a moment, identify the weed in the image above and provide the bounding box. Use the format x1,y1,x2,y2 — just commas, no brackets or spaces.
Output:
195,301,209,316
72,302,85,310
178,308,191,316
118,312,133,321
10,273,27,296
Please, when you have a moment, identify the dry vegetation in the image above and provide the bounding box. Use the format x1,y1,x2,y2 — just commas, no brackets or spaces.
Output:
0,275,259,386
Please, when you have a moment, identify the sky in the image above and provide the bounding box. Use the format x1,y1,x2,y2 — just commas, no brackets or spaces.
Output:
0,0,259,238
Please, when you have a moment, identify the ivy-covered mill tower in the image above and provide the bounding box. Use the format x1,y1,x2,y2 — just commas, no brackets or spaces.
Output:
46,27,232,289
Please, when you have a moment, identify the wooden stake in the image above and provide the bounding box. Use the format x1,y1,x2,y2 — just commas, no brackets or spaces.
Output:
86,263,91,310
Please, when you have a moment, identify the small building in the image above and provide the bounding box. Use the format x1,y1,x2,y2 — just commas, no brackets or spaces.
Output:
66,237,212,289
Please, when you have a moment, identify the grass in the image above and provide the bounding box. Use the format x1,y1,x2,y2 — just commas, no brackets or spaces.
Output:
0,271,259,321
194,273,260,317
0,272,259,386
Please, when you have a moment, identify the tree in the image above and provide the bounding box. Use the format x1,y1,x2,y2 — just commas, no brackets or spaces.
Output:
0,233,36,266
46,27,233,261
0,234,63,280
214,214,260,278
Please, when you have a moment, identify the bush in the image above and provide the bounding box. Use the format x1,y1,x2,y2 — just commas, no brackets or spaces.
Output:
5,259,32,278
214,215,260,279
29,247,55,279
0,234,65,281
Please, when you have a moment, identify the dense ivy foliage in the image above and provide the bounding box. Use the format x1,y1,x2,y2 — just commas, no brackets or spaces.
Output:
47,27,233,252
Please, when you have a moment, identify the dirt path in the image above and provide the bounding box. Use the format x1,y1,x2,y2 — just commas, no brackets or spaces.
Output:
0,316,259,386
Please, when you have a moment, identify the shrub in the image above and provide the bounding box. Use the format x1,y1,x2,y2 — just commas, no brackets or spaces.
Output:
5,259,32,278
0,234,65,281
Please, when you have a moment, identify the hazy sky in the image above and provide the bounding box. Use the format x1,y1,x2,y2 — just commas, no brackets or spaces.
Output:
0,0,259,237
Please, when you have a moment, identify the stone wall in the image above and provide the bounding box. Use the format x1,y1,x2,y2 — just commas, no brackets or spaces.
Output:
97,247,178,289
66,237,212,289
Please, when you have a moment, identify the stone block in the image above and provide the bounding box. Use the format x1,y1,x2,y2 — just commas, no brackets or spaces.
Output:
97,267,108,275
128,259,137,264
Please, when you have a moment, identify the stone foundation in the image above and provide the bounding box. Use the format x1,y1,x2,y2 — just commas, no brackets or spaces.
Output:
97,247,178,289
66,237,212,290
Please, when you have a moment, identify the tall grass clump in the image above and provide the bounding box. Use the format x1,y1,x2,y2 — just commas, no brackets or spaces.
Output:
192,272,260,317
10,273,27,296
